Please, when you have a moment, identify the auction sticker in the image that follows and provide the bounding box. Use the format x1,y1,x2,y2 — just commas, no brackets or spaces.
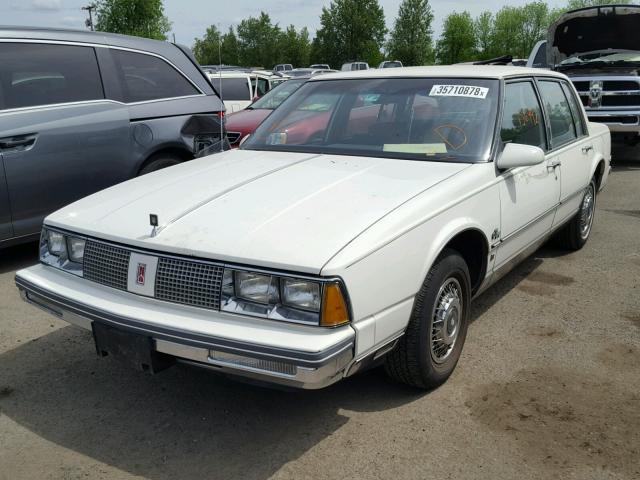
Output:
429,85,489,99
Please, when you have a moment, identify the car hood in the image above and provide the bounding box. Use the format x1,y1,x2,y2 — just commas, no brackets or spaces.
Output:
225,109,271,133
548,5,640,64
47,150,469,273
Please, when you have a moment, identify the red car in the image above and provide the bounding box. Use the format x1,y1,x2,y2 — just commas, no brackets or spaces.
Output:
225,77,308,147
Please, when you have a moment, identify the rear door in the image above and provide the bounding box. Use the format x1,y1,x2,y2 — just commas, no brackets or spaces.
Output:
0,152,12,240
0,41,130,237
536,79,591,227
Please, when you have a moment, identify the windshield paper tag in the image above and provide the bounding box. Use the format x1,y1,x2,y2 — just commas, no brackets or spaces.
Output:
429,85,489,99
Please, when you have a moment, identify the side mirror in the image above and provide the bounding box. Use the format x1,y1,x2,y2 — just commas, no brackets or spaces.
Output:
496,143,545,169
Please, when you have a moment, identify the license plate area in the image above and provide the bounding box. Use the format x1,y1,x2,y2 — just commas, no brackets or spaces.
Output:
92,323,174,374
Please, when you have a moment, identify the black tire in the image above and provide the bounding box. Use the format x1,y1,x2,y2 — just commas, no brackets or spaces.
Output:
138,154,183,176
556,179,596,251
384,248,471,389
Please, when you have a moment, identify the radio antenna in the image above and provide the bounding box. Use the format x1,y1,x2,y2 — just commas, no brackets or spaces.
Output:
218,23,224,152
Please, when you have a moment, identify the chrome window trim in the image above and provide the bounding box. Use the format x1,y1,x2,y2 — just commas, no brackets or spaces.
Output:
0,38,206,105
0,94,208,116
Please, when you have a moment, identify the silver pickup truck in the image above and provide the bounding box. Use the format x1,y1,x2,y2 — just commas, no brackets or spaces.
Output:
530,5,640,145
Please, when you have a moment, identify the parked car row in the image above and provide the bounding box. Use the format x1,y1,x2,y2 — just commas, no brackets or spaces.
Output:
15,60,611,392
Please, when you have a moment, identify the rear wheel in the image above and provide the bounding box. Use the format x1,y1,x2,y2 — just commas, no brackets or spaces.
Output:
138,153,183,176
557,179,596,251
384,249,471,389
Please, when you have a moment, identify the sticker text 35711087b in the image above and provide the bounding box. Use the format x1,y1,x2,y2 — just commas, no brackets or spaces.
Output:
429,85,489,99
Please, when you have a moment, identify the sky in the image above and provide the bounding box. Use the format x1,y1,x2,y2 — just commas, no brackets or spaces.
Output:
1,0,568,46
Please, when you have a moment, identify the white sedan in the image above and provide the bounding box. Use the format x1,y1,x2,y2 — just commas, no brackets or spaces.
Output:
16,66,611,389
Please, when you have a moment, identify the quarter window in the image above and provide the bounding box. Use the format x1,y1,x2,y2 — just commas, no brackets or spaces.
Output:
501,82,546,149
111,49,199,103
0,42,103,110
538,80,577,148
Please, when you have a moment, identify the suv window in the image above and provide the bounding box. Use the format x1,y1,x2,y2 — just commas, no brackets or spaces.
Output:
501,81,546,149
111,49,199,103
561,82,587,137
0,42,103,110
538,80,577,148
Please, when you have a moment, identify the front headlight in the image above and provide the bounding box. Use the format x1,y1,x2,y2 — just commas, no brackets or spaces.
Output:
47,231,66,256
235,271,279,304
221,268,349,327
67,237,86,263
40,227,84,277
281,278,320,311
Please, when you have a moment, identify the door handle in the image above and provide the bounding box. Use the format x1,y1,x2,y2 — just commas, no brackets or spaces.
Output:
547,159,561,169
0,134,37,152
582,145,593,154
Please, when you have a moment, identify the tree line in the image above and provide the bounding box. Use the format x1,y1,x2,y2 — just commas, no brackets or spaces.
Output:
92,0,635,69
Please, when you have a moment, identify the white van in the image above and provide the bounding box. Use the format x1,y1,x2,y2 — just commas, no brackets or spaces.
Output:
207,72,253,113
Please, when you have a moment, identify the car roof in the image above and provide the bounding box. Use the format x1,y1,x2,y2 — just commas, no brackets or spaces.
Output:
0,25,177,55
312,65,568,81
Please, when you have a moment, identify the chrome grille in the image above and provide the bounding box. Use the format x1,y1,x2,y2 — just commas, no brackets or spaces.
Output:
572,77,640,110
83,241,131,291
155,257,223,310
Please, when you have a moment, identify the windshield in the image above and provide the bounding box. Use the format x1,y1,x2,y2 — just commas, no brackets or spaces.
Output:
209,77,251,101
250,79,306,110
559,50,640,66
242,77,499,163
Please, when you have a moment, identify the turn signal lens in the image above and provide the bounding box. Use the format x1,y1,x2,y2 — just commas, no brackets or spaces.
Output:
320,283,350,327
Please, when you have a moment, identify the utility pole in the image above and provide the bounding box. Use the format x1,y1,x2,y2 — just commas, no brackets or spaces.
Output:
82,3,97,31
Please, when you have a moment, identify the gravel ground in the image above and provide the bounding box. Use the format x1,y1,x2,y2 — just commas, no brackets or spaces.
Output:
0,149,638,480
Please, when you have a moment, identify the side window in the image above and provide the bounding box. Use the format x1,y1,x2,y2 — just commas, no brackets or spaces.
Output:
532,43,547,68
561,82,587,137
538,80,577,148
0,42,103,110
111,49,199,103
501,82,546,149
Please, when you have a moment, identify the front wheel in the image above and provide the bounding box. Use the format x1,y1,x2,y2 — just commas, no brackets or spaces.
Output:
384,249,471,389
556,179,596,251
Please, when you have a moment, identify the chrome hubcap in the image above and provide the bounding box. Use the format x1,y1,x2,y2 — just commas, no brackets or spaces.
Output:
430,278,462,364
579,184,595,240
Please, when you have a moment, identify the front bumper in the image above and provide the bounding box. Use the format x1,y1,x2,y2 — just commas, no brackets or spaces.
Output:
15,264,355,389
585,110,640,133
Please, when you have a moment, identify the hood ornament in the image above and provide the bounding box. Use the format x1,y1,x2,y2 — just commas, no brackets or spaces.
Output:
150,214,159,237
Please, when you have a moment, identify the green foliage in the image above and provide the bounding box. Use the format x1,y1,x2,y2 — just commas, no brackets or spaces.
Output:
386,0,434,66
192,25,221,65
279,25,311,68
435,12,476,64
474,11,493,60
312,0,387,68
94,0,170,40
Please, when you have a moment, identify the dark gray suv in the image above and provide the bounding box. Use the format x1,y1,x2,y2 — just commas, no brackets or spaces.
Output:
0,27,225,247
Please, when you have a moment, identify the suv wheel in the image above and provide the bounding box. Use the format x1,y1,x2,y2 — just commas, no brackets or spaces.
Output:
138,154,183,176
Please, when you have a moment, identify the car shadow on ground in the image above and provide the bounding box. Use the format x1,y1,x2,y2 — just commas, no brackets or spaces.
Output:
0,241,39,275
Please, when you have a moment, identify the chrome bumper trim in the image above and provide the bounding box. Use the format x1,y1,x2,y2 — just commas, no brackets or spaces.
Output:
16,276,354,389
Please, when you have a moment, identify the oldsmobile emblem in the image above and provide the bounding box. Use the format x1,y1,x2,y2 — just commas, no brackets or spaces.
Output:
589,81,603,108
136,263,147,285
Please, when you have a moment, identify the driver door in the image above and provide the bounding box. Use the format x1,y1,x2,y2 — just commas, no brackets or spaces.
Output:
494,80,561,268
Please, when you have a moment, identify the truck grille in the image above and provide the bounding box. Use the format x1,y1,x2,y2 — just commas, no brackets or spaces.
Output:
83,241,131,291
572,78,640,110
82,239,224,311
155,257,223,310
